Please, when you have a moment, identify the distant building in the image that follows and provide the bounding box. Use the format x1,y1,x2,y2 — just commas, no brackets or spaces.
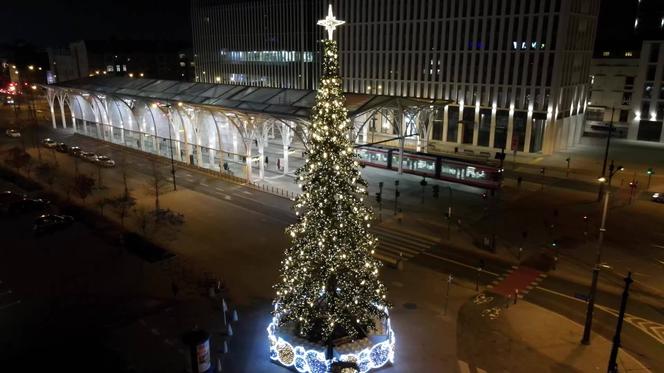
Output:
588,0,663,142
47,40,195,83
192,0,600,155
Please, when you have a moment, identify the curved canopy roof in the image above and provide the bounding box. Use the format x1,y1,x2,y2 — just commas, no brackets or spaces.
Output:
51,76,452,120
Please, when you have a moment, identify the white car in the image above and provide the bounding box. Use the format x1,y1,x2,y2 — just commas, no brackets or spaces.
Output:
96,155,115,167
652,193,664,203
80,151,98,163
42,138,57,148
5,129,20,138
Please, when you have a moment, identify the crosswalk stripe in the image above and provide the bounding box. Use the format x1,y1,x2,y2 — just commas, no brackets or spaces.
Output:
370,226,438,263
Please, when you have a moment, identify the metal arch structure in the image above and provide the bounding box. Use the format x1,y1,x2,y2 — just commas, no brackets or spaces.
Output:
42,77,452,182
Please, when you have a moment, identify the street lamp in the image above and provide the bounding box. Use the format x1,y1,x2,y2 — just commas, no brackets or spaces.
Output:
582,160,622,345
155,103,178,191
597,107,616,201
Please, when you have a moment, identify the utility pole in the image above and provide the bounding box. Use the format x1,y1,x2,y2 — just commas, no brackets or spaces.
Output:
447,186,453,240
163,104,178,191
393,179,400,215
582,160,622,345
597,107,615,202
444,273,453,315
607,272,633,373
566,156,571,177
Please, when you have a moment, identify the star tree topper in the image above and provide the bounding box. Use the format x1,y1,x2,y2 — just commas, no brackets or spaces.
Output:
317,4,345,40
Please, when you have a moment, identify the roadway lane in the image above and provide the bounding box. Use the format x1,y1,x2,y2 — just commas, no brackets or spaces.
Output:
2,122,662,370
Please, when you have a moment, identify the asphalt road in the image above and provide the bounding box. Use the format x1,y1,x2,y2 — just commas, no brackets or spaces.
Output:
1,110,662,370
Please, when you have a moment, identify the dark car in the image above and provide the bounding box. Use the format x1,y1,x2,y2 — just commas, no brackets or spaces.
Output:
0,191,25,206
55,143,69,153
69,146,82,157
652,193,664,203
9,198,51,214
33,214,74,234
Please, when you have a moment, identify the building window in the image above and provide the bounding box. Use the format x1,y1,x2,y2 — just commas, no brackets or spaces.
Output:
106,65,113,72
602,51,610,57
644,84,653,99
624,76,635,87
647,66,657,81
624,51,633,57
619,110,629,122
622,92,632,105
650,44,660,63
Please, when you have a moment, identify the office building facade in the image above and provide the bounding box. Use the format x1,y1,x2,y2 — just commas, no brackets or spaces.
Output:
192,0,600,155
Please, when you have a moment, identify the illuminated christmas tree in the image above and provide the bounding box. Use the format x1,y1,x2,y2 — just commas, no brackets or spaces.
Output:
272,9,389,345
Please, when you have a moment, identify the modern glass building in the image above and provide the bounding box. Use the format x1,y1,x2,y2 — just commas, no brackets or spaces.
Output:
194,0,600,155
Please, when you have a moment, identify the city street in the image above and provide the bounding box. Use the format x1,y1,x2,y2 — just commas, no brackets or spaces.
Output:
0,103,661,371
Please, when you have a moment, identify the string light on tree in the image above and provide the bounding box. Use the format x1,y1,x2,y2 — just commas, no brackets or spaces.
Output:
268,4,395,373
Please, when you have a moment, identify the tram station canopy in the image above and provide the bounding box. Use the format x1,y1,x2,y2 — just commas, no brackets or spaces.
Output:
53,76,452,120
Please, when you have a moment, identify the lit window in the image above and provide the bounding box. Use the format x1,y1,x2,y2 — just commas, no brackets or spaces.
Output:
179,62,186,67
602,51,610,57
625,51,633,57
634,18,639,29
107,65,114,72
122,65,127,72
115,65,120,71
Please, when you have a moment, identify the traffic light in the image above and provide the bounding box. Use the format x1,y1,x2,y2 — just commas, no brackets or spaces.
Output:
375,192,382,203
432,185,440,198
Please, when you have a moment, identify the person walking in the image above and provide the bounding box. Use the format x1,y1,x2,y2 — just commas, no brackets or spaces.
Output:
277,158,281,171
517,176,523,188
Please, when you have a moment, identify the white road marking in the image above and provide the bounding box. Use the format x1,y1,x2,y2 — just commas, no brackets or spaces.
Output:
215,187,224,192
201,182,209,187
422,252,500,277
457,360,471,373
534,286,664,344
242,190,252,195
224,195,232,200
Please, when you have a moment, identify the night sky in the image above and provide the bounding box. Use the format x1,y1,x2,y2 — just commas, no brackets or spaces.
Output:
1,0,191,47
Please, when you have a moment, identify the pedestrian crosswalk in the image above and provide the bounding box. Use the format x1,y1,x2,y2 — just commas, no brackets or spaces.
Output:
487,266,546,299
370,225,438,265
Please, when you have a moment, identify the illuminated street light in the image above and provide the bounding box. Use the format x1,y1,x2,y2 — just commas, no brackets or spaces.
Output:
583,160,623,345
28,65,34,70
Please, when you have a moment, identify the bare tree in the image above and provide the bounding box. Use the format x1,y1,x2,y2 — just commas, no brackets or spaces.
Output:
73,174,95,204
4,147,32,174
35,162,58,190
146,159,170,211
109,193,136,227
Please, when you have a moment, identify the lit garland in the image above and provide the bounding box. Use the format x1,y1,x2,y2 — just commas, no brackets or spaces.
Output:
270,37,393,370
267,304,395,373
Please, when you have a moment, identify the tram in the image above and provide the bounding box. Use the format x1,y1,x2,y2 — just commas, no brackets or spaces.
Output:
355,146,503,189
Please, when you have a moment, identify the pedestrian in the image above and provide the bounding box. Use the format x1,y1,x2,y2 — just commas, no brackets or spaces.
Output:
171,280,179,299
223,162,229,171
277,158,281,170
265,156,269,164
517,176,522,188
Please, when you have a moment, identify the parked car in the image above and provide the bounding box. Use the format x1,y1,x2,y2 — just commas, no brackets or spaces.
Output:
0,191,25,211
55,143,69,153
69,146,82,157
33,214,74,234
5,129,20,138
42,138,57,148
652,193,664,203
9,198,51,214
96,155,115,167
80,151,98,162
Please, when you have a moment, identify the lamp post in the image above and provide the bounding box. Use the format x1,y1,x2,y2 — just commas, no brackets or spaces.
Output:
597,107,615,201
158,103,178,191
581,160,623,345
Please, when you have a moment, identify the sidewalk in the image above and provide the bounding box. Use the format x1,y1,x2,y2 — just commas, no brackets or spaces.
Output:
458,297,651,373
